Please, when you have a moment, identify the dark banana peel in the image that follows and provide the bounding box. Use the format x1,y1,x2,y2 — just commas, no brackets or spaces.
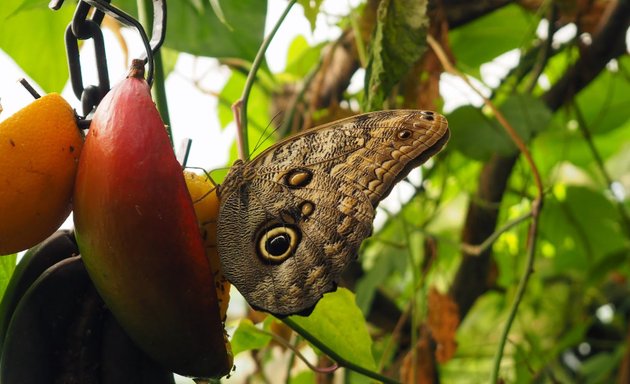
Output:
0,232,175,383
100,314,175,384
0,229,78,347
0,255,99,383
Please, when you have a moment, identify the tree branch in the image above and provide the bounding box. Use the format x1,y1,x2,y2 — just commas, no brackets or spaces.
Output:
450,0,630,321
542,0,630,110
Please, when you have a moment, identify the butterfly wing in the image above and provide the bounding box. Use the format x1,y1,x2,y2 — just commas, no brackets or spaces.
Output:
217,110,449,316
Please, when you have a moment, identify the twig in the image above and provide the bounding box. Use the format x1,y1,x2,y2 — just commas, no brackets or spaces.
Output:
524,4,557,94
460,211,533,256
489,198,542,382
282,317,401,384
254,327,338,374
399,203,420,381
284,335,299,384
235,0,297,160
137,0,172,144
427,34,544,384
427,35,543,196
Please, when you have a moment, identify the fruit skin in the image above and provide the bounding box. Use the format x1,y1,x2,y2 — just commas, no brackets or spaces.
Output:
0,229,78,348
184,171,231,319
0,93,83,254
73,63,231,378
0,239,175,383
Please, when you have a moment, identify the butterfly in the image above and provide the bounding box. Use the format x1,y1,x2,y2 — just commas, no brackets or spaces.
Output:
217,110,449,316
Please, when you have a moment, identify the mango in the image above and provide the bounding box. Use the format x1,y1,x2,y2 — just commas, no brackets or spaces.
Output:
73,60,232,378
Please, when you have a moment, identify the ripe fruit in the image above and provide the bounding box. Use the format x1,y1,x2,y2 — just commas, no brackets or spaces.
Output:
73,60,232,378
0,239,175,383
0,94,83,255
184,171,231,324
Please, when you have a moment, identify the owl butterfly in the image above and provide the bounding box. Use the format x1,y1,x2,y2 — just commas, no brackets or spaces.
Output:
217,110,449,316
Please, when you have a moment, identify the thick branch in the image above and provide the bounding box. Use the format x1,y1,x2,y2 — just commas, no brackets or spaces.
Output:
542,0,630,110
449,154,518,318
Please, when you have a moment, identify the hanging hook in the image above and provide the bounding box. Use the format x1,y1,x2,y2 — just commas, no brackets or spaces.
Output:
82,0,166,85
54,0,111,117
51,0,167,86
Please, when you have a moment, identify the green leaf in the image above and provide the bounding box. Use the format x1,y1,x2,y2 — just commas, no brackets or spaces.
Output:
549,322,590,357
538,186,627,276
159,47,179,79
229,318,272,357
501,94,552,138
447,94,552,160
0,0,73,92
208,0,234,31
363,0,429,110
449,4,538,72
283,288,377,371
115,0,267,60
580,346,625,383
587,249,630,285
291,370,315,384
218,70,270,133
284,35,323,78
574,55,630,135
0,254,17,301
533,112,630,179
447,106,511,160
297,0,323,32
355,253,396,314
165,0,266,59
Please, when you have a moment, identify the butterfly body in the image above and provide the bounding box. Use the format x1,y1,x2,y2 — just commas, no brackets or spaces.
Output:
217,110,449,316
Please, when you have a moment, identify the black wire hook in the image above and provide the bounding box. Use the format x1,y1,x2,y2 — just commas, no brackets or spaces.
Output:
81,0,166,86
51,0,167,86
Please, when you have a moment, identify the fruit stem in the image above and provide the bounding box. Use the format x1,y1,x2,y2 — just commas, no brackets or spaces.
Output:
136,0,172,144
237,0,297,160
18,79,41,99
127,59,146,80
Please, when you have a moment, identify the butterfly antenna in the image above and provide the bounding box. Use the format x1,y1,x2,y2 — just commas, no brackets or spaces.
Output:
249,111,285,160
183,166,220,203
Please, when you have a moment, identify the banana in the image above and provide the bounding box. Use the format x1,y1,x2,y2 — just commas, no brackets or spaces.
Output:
100,314,176,384
0,232,175,383
0,255,96,382
0,229,78,348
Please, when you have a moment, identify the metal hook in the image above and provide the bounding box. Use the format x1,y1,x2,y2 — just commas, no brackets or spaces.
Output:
51,0,167,86
82,0,166,85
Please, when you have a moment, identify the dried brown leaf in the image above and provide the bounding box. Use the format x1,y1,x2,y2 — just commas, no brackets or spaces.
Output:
428,287,459,363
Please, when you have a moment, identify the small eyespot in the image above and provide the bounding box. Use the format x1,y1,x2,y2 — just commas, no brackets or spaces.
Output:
422,111,434,115
423,115,435,121
300,201,315,217
284,168,313,189
257,225,300,263
397,129,412,140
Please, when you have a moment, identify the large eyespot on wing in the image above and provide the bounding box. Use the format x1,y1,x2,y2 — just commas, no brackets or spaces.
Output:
256,224,301,264
217,162,375,317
